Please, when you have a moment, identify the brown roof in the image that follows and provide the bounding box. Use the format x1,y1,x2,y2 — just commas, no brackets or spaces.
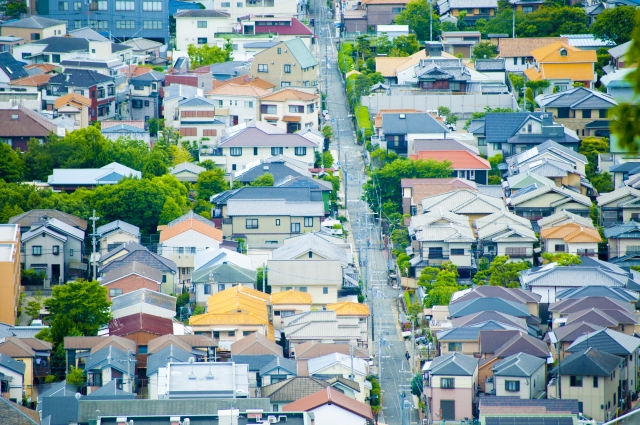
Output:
0,105,57,138
109,313,174,337
283,387,373,420
159,218,223,243
498,37,568,58
9,74,51,87
230,332,283,356
492,331,550,359
64,336,107,350
54,92,92,109
125,65,153,79
282,115,301,122
479,330,522,355
293,341,370,359
206,83,270,97
9,209,87,230
544,321,602,343
401,178,477,207
101,261,163,286
147,334,218,354
89,336,136,354
101,120,145,130
213,75,275,90
18,338,52,351
0,337,36,358
25,63,58,73
376,50,427,77
0,397,40,425
260,88,319,102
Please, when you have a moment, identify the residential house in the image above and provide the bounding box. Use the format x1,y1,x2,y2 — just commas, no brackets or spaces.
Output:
0,353,25,403
129,71,165,121
173,10,231,52
152,361,250,399
597,186,640,226
234,156,310,185
248,39,318,90
101,120,150,145
174,96,226,144
0,52,29,90
261,376,334,411
96,220,140,256
63,335,135,372
100,262,162,299
283,387,373,424
120,38,164,65
0,224,20,326
191,262,256,306
449,297,540,327
490,353,546,399
110,288,176,320
474,210,537,261
205,83,268,127
401,177,478,216
231,332,283,357
540,222,602,257
326,302,370,346
420,190,505,227
607,41,632,71
306,353,370,403
474,58,507,83
200,121,317,173
240,15,313,44
0,36,23,54
146,345,204,399
436,0,497,25
605,221,640,266
147,334,217,360
9,209,87,233
271,290,312,330
0,337,52,398
157,211,223,288
538,210,595,231
544,321,603,361
194,247,253,271
519,256,640,303
53,92,91,129
259,89,319,132
609,162,640,189
360,0,409,26
548,296,637,333
425,352,479,422
451,286,541,318
410,150,490,184
83,344,137,394
7,73,50,106
100,241,178,295
436,319,527,357
276,175,333,215
440,31,481,58
412,57,474,91
555,286,638,305
36,381,82,425
284,311,363,355
259,357,298,386
524,42,597,91
0,105,59,151
548,348,622,422
375,49,427,85
47,162,141,191
498,37,568,72
0,16,65,43
535,87,617,139
46,69,116,121
21,217,85,285
169,162,206,183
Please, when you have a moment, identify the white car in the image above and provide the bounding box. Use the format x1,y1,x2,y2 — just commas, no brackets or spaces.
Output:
577,414,596,425
447,123,456,131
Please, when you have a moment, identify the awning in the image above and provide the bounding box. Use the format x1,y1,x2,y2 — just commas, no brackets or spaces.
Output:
282,115,301,122
263,116,278,121
69,262,87,270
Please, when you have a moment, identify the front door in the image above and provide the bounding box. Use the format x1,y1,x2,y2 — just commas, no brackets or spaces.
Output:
231,115,239,126
51,264,60,285
441,400,455,421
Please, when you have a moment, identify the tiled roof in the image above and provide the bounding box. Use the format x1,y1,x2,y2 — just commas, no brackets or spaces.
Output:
565,308,629,327
159,214,222,243
271,290,313,305
8,74,50,86
508,183,591,207
479,330,522,355
376,50,427,77
540,222,602,243
0,396,40,425
525,63,596,82
492,352,545,377
101,261,163,286
556,286,638,302
536,86,616,109
421,190,505,215
410,150,490,170
566,328,640,356
452,312,526,330
147,334,217,355
383,113,448,135
531,42,597,63
307,354,365,378
449,297,532,319
146,344,192,376
551,347,621,376
283,387,373,420
282,38,317,69
206,82,270,97
217,75,275,90
260,88,318,101
0,105,58,138
604,221,640,239
270,233,348,265
550,296,634,315
474,209,532,230
1,15,63,28
293,341,369,359
191,262,255,285
479,397,578,415
259,356,298,376
231,354,280,372
537,209,595,230
429,352,478,376
545,321,602,343
19,338,52,352
260,377,329,402
597,185,640,206
326,302,370,316
109,313,173,337
438,321,523,342
54,92,92,109
0,337,36,358
96,220,140,238
498,37,568,58
219,123,315,148
492,332,550,359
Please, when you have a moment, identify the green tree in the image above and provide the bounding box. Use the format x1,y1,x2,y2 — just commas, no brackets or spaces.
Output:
579,137,609,177
488,154,503,185
375,33,393,54
199,160,218,170
196,168,229,200
591,172,614,193
66,367,85,387
159,197,183,225
256,267,270,293
187,40,233,69
322,125,333,140
392,34,421,56
411,373,423,396
516,6,589,37
395,0,441,41
592,6,636,44
541,252,582,266
251,173,275,187
25,301,41,319
147,118,164,137
472,256,531,288
0,0,27,16
142,151,169,178
472,41,498,59
0,143,25,183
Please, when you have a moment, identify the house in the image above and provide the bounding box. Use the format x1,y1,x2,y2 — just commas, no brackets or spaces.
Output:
259,357,298,386
524,42,597,91
63,335,135,372
9,209,87,233
205,83,268,128
47,162,141,191
173,10,231,52
375,49,427,85
544,321,603,361
0,105,59,151
261,376,333,411
519,256,640,303
157,211,223,288
100,262,162,299
549,296,637,333
248,39,318,90
608,162,640,189
0,36,23,54
96,220,140,257
489,352,546,399
7,73,50,105
479,397,581,424
451,286,541,318
306,353,369,402
600,67,635,102
0,353,25,403
270,290,312,330
360,0,410,27
194,247,253,271
0,225,20,327
0,16,65,43
153,361,250,399
146,346,200,399
605,221,640,266
0,337,52,398
191,262,256,306
425,352,479,422
36,380,82,425
474,58,506,83
475,210,537,261
53,92,91,129
119,38,164,65
110,288,176,321
436,0,497,25
0,52,29,90
231,332,283,358
535,87,617,139
538,210,595,231
230,353,280,393
410,150,490,184
259,89,320,132
199,121,317,174
283,386,373,424
293,341,370,360
498,37,568,73
449,297,540,327
283,311,363,355
168,162,206,183
174,96,226,144
412,57,474,91
46,69,116,121
83,344,137,394
129,71,165,121
540,223,601,257
420,190,505,227
101,122,151,143
555,285,638,304
276,176,333,215
548,348,622,422
439,31,481,58
401,177,477,216
234,156,310,186
436,319,528,356
326,302,370,345
147,334,217,359
100,241,178,295
21,217,85,285
597,186,640,226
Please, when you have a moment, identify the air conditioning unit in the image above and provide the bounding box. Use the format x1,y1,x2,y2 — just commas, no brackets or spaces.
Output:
267,416,277,423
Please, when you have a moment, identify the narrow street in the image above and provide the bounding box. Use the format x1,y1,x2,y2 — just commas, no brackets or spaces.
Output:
310,4,416,423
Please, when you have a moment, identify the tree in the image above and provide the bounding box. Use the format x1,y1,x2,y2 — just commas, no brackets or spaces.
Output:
256,267,270,293
579,137,610,177
196,168,228,200
472,256,531,288
322,125,333,140
147,118,163,137
0,0,26,16
66,367,85,387
488,154,503,185
392,34,421,56
251,173,275,187
199,160,218,170
411,373,423,396
516,6,589,37
395,0,442,41
472,42,498,59
592,6,636,44
167,145,193,165
375,33,393,54
541,252,582,266
25,301,41,319
0,143,25,183
159,198,183,225
591,172,614,193
142,152,169,178
187,39,233,69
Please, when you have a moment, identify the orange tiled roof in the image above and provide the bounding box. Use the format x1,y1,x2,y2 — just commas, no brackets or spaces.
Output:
283,387,373,420
159,218,223,242
24,63,59,73
271,289,313,305
125,65,153,79
54,92,92,109
326,302,370,316
214,75,275,90
540,222,602,243
525,63,595,82
260,88,319,102
530,42,597,64
376,50,427,77
207,82,270,97
9,74,51,87
410,150,491,170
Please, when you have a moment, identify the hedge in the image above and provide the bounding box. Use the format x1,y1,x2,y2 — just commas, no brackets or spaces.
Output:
355,105,373,144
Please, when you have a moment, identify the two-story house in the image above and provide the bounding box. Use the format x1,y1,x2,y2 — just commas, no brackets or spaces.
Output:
490,352,546,399
597,186,640,227
605,221,640,265
248,39,318,90
129,70,165,121
173,10,231,52
206,83,268,127
12,36,132,67
191,262,256,306
46,69,116,121
474,210,537,262
379,112,449,155
498,37,568,73
524,42,597,92
436,0,497,24
96,220,140,256
53,92,91,129
426,352,479,422
540,222,602,257
410,150,491,185
259,88,319,132
173,96,226,145
0,16,65,43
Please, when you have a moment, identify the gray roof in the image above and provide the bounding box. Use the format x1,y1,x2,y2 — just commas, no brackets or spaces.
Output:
130,70,165,85
510,140,587,166
484,112,543,143
84,345,136,374
437,321,523,342
0,52,29,81
556,286,638,302
449,298,532,319
212,186,323,206
428,352,478,376
169,162,206,176
100,241,177,273
218,121,316,148
566,328,640,356
1,16,63,28
231,354,280,371
40,396,78,425
191,262,256,285
536,87,617,109
119,37,163,51
86,379,135,398
174,9,230,17
271,233,348,265
283,38,318,69
551,347,622,376
474,58,505,71
244,41,280,48
277,175,332,191
101,124,149,134
226,199,324,217
0,353,26,375
235,161,308,184
608,40,632,59
608,162,640,173
479,397,579,415
382,113,449,135
67,27,109,41
259,356,298,376
260,377,329,402
209,61,249,77
177,96,216,107
8,209,86,230
96,220,140,238
146,344,192,376
110,288,176,313
492,352,545,377
411,138,478,154
101,261,163,286
604,221,640,239
545,321,602,344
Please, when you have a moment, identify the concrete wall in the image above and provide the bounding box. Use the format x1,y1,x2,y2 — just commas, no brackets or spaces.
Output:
363,93,516,117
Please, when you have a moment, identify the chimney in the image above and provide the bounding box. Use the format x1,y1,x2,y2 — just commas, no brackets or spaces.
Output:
425,42,443,57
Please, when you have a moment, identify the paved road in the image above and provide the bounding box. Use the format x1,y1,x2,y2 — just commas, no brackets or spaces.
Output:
309,6,415,423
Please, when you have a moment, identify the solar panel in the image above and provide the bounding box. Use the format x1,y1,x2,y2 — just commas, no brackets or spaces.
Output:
485,417,574,425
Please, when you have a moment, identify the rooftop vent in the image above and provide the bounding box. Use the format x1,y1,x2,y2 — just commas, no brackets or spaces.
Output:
399,114,406,119
11,114,18,120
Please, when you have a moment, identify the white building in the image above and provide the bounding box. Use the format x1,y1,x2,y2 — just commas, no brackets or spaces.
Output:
173,10,232,52
491,353,546,399
155,362,249,399
206,83,268,127
194,247,253,271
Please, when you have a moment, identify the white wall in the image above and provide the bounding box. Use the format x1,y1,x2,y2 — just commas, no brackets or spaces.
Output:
495,365,545,399
201,145,316,174
308,400,370,425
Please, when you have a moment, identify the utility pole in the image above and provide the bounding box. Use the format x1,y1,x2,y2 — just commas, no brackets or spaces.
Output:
512,4,516,38
411,320,415,373
429,0,433,42
349,344,355,381
89,209,100,281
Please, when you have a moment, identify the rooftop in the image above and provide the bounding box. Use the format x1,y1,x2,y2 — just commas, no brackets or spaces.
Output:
1,15,64,28
428,352,478,376
283,387,373,420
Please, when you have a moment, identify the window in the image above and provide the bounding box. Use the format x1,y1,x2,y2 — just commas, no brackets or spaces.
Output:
52,245,60,255
116,20,135,29
230,147,242,156
116,0,134,9
554,244,566,252
391,6,402,12
523,5,533,12
73,1,81,9
89,0,106,9
74,20,82,29
33,246,42,256
304,217,313,227
450,248,465,256
593,376,598,388
215,284,224,292
198,37,208,44
203,284,211,295
246,219,259,229
213,331,220,339
221,1,230,5
245,101,253,108
138,345,148,354
58,1,68,10
284,64,291,73
291,223,301,233
275,219,280,226
197,20,207,28
87,373,102,387
98,87,105,98
271,147,283,155
289,105,304,113
258,64,268,72
52,54,60,63
294,147,307,156
109,288,123,297
570,376,583,387
582,109,592,118
277,47,281,54
228,331,235,337
513,58,518,65
261,104,277,114
323,287,328,294
600,109,608,118
237,1,243,5
144,20,162,29
306,103,314,113
505,247,527,257
281,82,291,87
479,7,489,13
143,1,162,10
298,287,307,292
232,164,236,170
505,380,520,392
441,378,455,388
447,342,462,352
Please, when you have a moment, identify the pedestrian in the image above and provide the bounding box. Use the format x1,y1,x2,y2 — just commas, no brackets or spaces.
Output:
405,351,410,363
367,236,370,247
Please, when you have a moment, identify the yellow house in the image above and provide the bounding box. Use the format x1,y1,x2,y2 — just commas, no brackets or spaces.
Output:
524,42,597,91
0,337,52,399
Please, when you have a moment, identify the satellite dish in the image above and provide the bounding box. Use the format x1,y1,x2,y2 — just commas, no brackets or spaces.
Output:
75,392,82,400
188,357,195,364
